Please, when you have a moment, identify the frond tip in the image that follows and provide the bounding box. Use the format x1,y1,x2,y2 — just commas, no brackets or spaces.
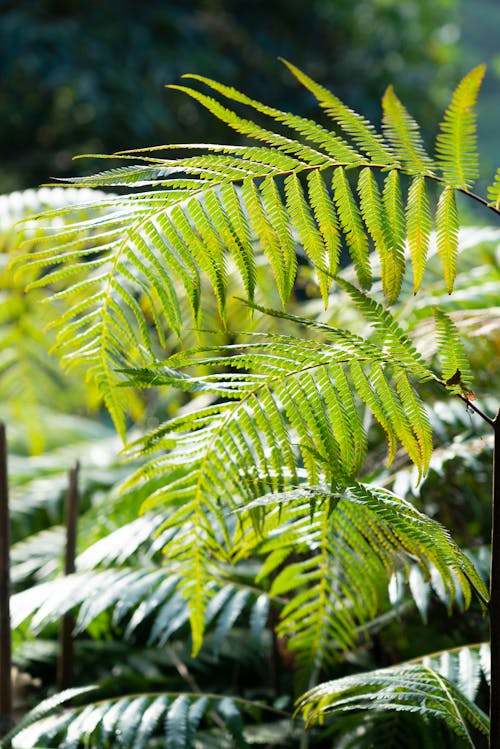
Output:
435,64,485,189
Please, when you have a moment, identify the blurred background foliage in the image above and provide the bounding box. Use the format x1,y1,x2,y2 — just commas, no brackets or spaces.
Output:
0,0,479,193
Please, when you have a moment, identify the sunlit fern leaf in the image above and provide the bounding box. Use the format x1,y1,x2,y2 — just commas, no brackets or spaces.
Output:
13,67,489,439
382,169,406,292
298,663,488,747
487,166,500,208
357,168,404,304
306,169,342,277
434,309,473,390
435,186,459,294
167,83,328,167
284,172,331,305
332,167,372,288
405,176,432,294
239,483,486,674
334,278,431,380
280,59,397,166
435,65,485,189
381,85,435,175
180,72,362,165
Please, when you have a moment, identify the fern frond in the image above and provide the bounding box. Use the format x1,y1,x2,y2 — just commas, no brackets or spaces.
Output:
332,167,372,289
180,72,362,165
240,483,486,673
382,86,435,175
434,309,473,390
406,176,432,294
357,168,404,304
298,662,488,746
6,685,280,749
281,59,397,166
435,186,459,294
487,166,500,208
435,65,485,189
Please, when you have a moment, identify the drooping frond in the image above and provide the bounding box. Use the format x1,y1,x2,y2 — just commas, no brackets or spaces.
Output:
357,168,404,303
435,186,459,294
435,65,485,189
382,85,435,175
298,651,489,746
434,309,473,390
240,483,486,673
405,176,432,294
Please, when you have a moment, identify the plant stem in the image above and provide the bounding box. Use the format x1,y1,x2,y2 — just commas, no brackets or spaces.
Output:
490,408,500,749
0,424,12,737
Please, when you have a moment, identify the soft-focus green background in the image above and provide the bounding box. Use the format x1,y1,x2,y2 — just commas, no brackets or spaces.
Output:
1,0,497,193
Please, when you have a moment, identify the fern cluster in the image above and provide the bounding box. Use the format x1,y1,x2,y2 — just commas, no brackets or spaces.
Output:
3,60,500,748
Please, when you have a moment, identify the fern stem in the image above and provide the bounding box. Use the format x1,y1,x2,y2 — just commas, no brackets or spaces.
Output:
489,407,500,749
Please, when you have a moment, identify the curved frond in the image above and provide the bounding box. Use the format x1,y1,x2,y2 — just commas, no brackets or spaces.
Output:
299,661,488,746
251,484,486,673
434,309,473,390
6,685,281,749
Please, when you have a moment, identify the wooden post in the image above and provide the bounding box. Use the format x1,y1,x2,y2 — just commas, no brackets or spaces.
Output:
0,423,12,737
57,462,80,691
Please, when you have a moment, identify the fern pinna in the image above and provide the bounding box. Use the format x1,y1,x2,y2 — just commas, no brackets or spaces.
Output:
7,61,500,748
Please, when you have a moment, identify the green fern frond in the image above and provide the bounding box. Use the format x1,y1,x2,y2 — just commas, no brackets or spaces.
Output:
298,659,488,746
281,59,397,166
357,168,404,304
5,685,280,749
435,65,485,189
382,86,435,175
247,482,486,673
14,67,489,436
434,309,473,390
405,176,432,294
332,167,372,289
180,72,362,165
487,166,500,207
435,186,459,294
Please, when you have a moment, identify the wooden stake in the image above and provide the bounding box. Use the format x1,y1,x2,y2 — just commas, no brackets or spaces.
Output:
0,423,12,737
57,462,80,691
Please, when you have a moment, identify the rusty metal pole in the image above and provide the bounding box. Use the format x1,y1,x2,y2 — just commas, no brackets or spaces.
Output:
0,423,12,737
57,462,80,691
